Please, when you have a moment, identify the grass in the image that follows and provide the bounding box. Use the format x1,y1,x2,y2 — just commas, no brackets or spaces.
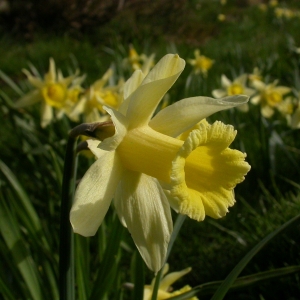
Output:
0,1,300,299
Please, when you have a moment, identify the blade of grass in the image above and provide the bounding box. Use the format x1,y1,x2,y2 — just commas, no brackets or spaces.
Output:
75,235,90,300
0,70,24,96
166,265,300,299
59,134,77,300
151,214,186,300
0,196,42,300
0,160,42,234
211,213,300,300
89,214,124,300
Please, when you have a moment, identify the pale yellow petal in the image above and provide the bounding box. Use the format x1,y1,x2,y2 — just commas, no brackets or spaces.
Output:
126,54,185,129
40,102,53,128
119,69,146,115
221,74,232,88
159,267,192,291
14,90,41,108
212,89,227,98
114,171,173,272
99,106,128,151
261,105,274,118
149,95,249,137
70,151,123,236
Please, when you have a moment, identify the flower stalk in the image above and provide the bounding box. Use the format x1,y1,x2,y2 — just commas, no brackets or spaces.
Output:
59,121,114,300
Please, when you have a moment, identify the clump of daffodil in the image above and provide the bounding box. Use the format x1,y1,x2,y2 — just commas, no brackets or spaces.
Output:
188,49,214,76
143,264,198,300
212,74,255,112
123,45,155,75
273,6,300,20
70,54,251,272
15,58,84,127
251,79,291,118
70,68,123,123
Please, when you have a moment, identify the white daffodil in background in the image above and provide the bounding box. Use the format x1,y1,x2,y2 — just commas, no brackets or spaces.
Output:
251,80,291,118
69,68,123,123
212,74,255,112
143,264,198,300
15,58,84,127
187,49,214,76
70,54,251,272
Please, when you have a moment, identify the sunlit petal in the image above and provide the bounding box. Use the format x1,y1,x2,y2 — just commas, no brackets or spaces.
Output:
114,171,173,272
70,151,123,236
149,95,249,137
126,54,185,129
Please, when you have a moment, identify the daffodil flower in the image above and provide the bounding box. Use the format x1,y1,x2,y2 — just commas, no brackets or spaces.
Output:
15,58,83,127
143,264,198,300
70,54,251,272
123,45,155,75
70,68,123,123
251,80,291,118
212,74,255,112
188,49,214,76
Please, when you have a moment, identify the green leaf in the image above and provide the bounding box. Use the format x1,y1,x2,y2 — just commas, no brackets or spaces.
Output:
151,214,186,300
211,213,300,300
0,160,42,234
0,198,42,300
75,235,90,300
166,265,300,299
0,70,24,96
89,214,124,300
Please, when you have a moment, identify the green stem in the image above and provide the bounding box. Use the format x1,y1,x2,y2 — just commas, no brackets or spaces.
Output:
59,122,113,300
151,214,186,300
59,133,77,300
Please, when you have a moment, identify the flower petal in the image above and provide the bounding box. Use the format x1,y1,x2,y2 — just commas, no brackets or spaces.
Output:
126,54,185,129
149,95,249,137
119,69,146,115
221,74,232,88
70,151,123,236
99,106,128,151
166,121,251,221
40,102,53,128
212,89,227,98
14,90,42,108
114,170,173,272
159,267,192,291
87,139,105,158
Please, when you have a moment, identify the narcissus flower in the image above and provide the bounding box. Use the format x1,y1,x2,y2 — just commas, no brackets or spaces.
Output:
70,68,123,123
70,54,251,272
123,45,155,75
143,264,198,300
188,49,214,76
251,80,291,118
212,74,255,112
15,58,84,127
